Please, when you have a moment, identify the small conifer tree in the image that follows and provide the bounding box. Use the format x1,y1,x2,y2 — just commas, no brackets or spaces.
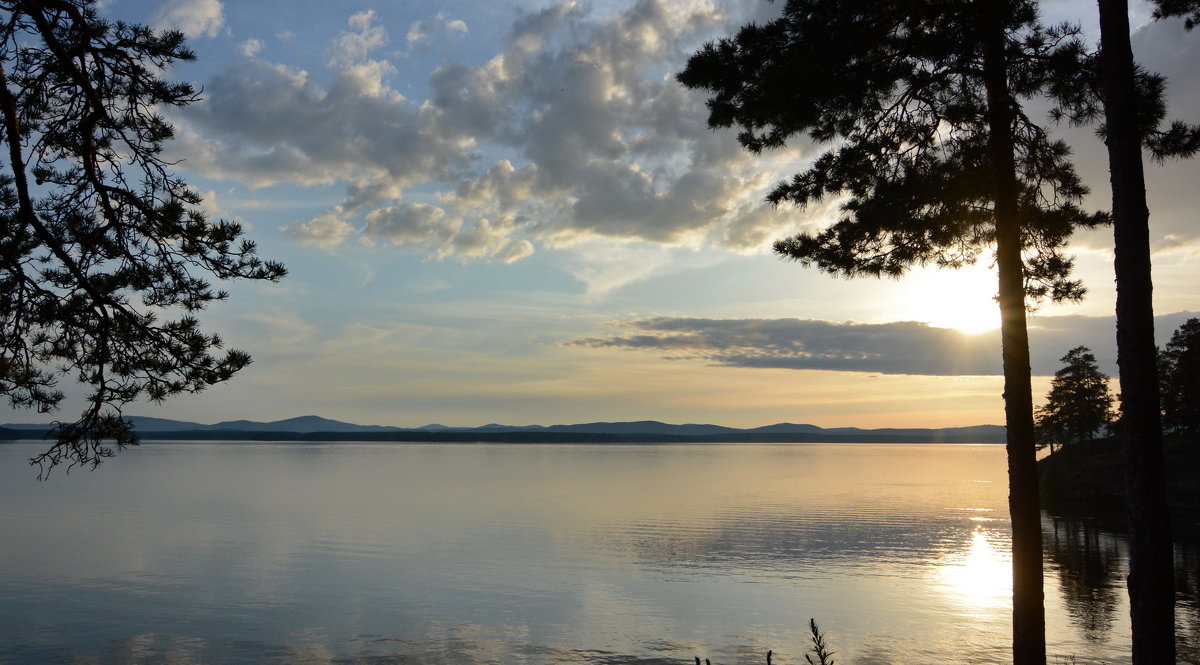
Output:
1161,318,1200,436
1035,346,1113,453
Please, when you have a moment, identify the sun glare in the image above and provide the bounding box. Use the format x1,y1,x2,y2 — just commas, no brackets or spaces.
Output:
905,265,1001,334
939,528,1012,612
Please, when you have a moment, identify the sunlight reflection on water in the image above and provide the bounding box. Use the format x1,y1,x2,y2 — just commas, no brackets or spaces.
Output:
0,441,1188,665
939,527,1012,614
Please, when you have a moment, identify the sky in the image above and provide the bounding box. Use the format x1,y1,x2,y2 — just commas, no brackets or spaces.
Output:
16,0,1200,429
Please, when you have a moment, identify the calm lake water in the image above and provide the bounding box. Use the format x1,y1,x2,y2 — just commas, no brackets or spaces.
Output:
0,442,1196,665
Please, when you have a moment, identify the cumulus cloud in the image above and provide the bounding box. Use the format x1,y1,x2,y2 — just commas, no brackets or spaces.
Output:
281,212,355,247
240,38,264,57
451,219,535,263
152,0,225,38
363,202,459,248
171,0,815,266
405,12,470,53
193,188,241,225
569,312,1200,376
329,10,387,67
421,0,809,250
162,0,1199,273
174,55,469,188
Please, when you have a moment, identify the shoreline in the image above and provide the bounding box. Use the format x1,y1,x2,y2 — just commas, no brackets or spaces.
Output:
1038,434,1200,537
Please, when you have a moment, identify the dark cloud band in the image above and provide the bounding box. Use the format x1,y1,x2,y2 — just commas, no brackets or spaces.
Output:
570,312,1200,376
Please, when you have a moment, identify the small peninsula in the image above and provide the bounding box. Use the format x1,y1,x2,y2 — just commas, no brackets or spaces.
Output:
1038,435,1200,531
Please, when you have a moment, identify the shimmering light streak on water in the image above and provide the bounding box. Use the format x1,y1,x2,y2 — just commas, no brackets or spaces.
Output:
0,442,1189,664
938,527,1012,614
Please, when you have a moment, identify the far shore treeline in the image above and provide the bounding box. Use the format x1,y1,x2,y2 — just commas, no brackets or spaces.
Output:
0,420,1007,444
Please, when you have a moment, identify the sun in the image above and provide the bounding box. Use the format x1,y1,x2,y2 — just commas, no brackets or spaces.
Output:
926,294,1001,334
903,265,1001,334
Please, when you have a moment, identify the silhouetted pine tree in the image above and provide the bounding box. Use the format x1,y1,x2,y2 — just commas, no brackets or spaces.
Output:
1161,318,1200,436
678,3,1109,663
0,0,286,474
1035,346,1113,452
1153,0,1200,29
1082,2,1200,659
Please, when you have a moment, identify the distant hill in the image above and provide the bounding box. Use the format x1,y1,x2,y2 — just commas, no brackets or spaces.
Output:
206,415,404,433
122,416,209,431
2,415,209,433
3,415,406,435
747,423,826,434
0,415,1007,443
542,421,737,436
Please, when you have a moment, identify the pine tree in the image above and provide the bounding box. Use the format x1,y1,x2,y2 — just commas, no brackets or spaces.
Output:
0,0,286,474
678,2,1105,662
1035,346,1113,453
1161,318,1200,436
1085,1,1198,658
1042,0,1199,657
1153,0,1200,29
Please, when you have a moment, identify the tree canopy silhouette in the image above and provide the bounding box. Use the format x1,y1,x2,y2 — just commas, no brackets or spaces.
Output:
1161,318,1200,436
0,0,285,474
678,2,1107,662
1035,346,1113,453
1153,0,1200,29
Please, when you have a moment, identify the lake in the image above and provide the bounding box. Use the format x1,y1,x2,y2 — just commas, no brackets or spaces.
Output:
0,442,1195,665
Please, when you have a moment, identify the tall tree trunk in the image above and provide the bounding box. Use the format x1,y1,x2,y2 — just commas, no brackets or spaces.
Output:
980,8,1046,665
1095,1,1177,662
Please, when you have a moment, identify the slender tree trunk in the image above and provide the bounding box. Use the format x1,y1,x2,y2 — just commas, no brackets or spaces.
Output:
980,8,1046,665
1096,1,1177,662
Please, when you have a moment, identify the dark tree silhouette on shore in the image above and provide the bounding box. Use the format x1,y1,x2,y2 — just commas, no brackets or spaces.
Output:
0,0,285,474
1035,346,1113,453
678,2,1107,663
1161,318,1200,436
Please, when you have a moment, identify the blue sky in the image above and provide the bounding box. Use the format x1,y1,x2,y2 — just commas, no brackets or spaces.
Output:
23,0,1200,429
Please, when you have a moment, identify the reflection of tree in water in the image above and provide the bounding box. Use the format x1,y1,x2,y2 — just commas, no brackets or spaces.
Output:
1044,512,1200,656
1177,546,1200,664
1043,515,1126,642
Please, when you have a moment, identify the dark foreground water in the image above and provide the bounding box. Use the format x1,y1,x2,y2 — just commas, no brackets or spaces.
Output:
0,442,1196,665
